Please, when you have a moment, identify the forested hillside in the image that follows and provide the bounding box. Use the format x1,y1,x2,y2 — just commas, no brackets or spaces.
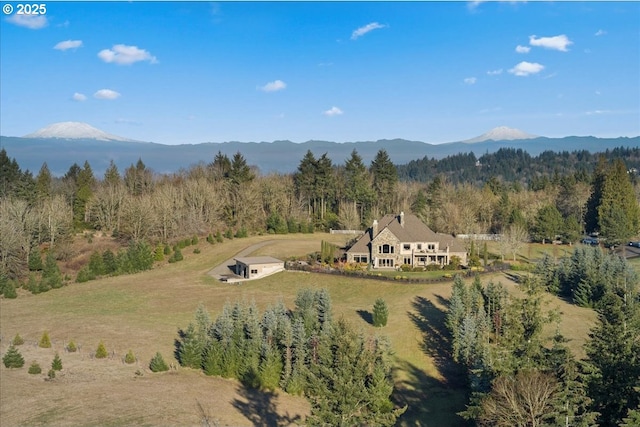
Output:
1,145,639,290
397,146,640,188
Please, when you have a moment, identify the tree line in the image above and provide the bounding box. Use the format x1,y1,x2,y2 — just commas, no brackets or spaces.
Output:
1,146,639,286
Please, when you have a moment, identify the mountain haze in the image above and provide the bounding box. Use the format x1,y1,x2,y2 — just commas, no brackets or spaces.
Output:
2,122,638,176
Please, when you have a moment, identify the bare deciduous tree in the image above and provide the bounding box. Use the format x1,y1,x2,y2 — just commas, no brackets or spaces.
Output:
479,370,558,427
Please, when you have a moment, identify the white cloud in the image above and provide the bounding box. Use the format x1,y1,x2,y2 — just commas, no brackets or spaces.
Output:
487,69,503,76
54,40,83,51
7,14,48,29
98,44,158,65
260,80,287,92
595,29,607,36
351,22,387,40
72,92,87,102
515,45,530,53
508,61,544,76
323,106,343,117
464,77,477,85
94,89,121,100
529,34,573,52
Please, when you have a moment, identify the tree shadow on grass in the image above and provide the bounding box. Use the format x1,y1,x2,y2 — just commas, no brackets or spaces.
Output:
232,384,302,427
356,309,373,325
395,295,469,426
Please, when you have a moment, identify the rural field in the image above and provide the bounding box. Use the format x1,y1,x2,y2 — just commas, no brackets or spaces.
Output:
1,233,597,426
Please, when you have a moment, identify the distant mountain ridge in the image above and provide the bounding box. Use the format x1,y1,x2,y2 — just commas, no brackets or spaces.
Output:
1,122,638,176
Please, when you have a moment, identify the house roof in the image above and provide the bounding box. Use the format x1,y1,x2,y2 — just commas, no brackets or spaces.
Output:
235,256,283,265
346,213,466,254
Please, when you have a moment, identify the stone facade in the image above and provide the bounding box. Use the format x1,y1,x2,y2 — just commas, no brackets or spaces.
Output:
345,212,467,269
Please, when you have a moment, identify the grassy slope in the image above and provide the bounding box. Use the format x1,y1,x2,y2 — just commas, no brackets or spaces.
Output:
0,234,597,426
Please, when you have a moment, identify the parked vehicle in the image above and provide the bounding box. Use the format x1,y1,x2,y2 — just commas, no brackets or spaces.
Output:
581,237,599,246
628,241,640,248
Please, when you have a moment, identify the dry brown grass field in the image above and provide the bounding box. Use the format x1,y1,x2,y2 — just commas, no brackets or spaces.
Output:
1,233,597,426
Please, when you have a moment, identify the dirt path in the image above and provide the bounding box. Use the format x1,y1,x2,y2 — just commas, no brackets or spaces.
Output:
207,240,276,280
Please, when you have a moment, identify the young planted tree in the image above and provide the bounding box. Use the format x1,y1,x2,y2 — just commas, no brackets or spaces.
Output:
39,331,51,348
124,349,136,364
95,341,108,359
51,353,63,371
372,298,389,327
3,345,25,368
28,361,42,375
12,333,24,346
149,352,169,372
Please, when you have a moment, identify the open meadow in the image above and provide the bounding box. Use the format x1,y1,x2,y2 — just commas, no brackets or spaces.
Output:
1,234,597,426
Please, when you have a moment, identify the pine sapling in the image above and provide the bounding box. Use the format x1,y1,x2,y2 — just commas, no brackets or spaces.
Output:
51,353,63,371
39,331,51,348
95,341,108,359
28,361,42,374
149,352,169,372
12,333,24,346
2,345,25,368
124,349,136,364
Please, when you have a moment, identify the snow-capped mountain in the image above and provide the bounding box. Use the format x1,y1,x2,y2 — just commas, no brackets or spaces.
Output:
24,122,135,142
463,126,538,143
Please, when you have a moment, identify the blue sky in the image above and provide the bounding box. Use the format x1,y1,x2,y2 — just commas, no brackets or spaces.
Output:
1,1,638,145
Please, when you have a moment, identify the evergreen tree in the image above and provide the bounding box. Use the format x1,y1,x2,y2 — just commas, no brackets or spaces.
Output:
51,353,63,371
102,249,118,274
370,149,398,215
585,292,640,427
34,162,52,201
177,323,204,369
103,160,121,186
305,319,406,426
2,345,25,368
258,340,283,390
66,340,77,352
73,161,95,227
228,152,255,186
372,298,389,327
533,205,564,243
39,331,51,348
28,248,43,271
124,349,136,364
315,288,333,330
41,252,63,289
343,149,373,226
12,333,24,346
149,352,169,372
598,159,640,245
28,361,42,374
88,250,105,276
294,150,318,218
95,341,108,358
209,151,231,179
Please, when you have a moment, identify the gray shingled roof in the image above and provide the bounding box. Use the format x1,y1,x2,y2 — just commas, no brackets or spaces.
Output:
235,256,283,265
346,213,464,253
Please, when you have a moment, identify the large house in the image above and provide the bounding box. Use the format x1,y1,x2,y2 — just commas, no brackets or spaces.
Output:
345,212,467,269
